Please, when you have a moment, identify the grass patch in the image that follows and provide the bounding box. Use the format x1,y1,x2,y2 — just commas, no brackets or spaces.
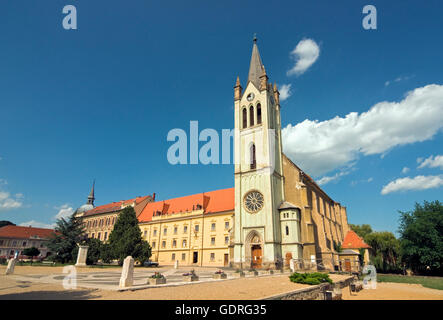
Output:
377,274,443,290
289,272,333,285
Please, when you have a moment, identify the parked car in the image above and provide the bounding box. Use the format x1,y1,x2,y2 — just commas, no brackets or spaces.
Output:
143,260,159,267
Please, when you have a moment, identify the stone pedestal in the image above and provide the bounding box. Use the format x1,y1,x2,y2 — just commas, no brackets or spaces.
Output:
148,277,166,285
232,271,245,278
174,260,179,269
75,245,89,267
183,275,199,282
213,273,227,280
5,258,17,275
119,256,134,288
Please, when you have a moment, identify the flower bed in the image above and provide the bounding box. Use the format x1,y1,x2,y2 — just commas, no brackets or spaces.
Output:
213,270,227,279
148,272,166,285
233,269,246,278
183,269,199,282
246,269,258,276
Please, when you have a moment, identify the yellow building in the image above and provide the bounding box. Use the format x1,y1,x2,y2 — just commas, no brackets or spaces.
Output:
138,189,234,267
74,182,155,242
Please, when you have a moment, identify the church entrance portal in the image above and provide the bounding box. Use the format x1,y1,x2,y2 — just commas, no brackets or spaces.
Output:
251,245,262,269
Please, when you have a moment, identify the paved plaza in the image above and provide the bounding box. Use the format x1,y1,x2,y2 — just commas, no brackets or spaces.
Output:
8,266,288,291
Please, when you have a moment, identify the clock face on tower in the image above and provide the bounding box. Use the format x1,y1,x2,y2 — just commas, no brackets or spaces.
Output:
247,93,255,101
244,190,264,213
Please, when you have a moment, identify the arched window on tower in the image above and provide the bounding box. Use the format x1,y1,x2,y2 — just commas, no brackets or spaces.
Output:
249,105,255,126
242,108,247,129
250,143,256,170
257,104,262,124
286,225,289,236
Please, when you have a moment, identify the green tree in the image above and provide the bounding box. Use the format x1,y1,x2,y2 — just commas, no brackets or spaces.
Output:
46,213,85,264
100,243,113,264
399,200,443,275
365,231,401,273
0,221,15,228
349,224,373,240
23,247,40,264
82,238,102,265
108,207,151,265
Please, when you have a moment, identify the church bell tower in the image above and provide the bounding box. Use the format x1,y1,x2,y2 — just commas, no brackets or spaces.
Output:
233,36,285,269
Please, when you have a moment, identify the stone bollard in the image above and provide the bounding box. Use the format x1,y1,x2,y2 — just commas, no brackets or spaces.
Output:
75,245,89,267
5,258,17,275
174,260,179,269
289,259,295,273
119,256,135,288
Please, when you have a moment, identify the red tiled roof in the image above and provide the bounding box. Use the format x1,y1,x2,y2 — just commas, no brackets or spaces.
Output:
0,225,55,240
138,188,234,223
83,195,151,216
342,230,371,249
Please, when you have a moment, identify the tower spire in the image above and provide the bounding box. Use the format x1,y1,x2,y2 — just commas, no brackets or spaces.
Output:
87,180,95,205
248,34,264,89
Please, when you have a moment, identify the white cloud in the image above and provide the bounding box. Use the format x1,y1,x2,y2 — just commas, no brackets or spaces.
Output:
317,169,352,186
0,191,23,210
385,75,414,87
402,167,410,174
417,155,443,170
381,175,443,195
279,84,292,101
54,204,74,220
287,38,320,76
282,84,443,176
350,177,373,186
19,220,55,229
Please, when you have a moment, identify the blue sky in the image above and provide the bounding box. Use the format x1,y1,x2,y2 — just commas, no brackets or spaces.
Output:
0,0,442,235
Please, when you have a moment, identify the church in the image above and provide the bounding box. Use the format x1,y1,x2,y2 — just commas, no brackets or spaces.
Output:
76,38,354,271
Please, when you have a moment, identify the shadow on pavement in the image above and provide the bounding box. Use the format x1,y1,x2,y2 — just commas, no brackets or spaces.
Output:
0,289,100,300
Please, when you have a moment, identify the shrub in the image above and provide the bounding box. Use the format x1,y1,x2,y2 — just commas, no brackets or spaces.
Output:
289,272,333,285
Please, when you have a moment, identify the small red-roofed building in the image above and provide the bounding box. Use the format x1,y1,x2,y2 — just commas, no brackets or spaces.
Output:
338,230,371,272
0,225,55,259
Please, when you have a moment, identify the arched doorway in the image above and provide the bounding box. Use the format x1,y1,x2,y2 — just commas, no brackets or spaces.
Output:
245,230,262,269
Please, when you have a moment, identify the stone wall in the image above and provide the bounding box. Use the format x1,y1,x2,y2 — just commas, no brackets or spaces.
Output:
262,276,355,300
